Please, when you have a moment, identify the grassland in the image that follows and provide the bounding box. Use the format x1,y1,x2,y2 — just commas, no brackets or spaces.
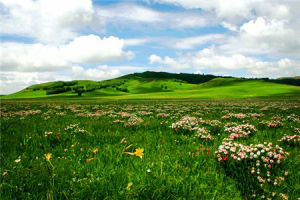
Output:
2,76,300,100
1,98,299,199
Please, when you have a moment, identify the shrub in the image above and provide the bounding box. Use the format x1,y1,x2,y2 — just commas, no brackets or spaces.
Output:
46,87,66,95
64,81,78,86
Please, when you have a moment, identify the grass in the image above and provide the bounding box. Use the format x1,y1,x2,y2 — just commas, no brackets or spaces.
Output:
1,98,299,199
2,75,300,100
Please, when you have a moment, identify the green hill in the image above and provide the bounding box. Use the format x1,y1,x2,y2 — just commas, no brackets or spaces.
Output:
2,72,300,99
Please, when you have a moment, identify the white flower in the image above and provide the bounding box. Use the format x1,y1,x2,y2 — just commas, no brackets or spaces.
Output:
147,169,151,173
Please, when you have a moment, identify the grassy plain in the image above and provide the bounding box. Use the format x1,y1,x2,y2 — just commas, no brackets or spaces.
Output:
1,98,299,199
2,77,300,100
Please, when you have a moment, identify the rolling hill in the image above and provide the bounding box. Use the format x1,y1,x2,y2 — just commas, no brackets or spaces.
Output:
2,71,300,99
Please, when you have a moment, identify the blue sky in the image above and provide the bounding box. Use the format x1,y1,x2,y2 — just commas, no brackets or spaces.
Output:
1,0,300,94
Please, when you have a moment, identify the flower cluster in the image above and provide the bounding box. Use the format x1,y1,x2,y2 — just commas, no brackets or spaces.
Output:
286,114,299,122
222,113,247,119
65,124,86,134
44,131,53,137
203,119,222,127
278,134,300,145
224,123,257,140
156,113,170,117
259,120,283,128
194,128,214,140
125,116,144,127
215,141,289,199
249,113,264,119
138,111,152,116
118,112,134,118
171,116,199,133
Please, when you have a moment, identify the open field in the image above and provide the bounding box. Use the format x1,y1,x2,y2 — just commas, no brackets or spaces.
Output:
1,98,300,199
2,72,300,100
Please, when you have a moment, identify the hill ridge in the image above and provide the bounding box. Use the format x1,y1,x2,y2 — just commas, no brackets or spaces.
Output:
2,71,300,99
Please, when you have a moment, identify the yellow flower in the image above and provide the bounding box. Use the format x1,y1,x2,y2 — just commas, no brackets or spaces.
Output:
134,148,144,159
124,148,144,159
92,148,98,154
44,153,52,161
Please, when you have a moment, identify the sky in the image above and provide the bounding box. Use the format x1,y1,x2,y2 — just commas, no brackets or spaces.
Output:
1,0,300,94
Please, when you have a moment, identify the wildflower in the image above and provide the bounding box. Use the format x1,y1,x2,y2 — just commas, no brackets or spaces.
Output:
44,153,52,161
92,148,98,154
126,182,133,190
124,148,144,159
222,156,228,161
86,157,96,163
280,193,288,200
147,169,151,173
133,148,144,159
120,137,126,144
15,157,21,163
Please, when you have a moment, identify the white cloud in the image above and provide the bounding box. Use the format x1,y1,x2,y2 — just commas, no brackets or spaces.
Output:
149,54,190,70
96,3,215,29
221,22,238,32
149,55,163,64
153,0,256,22
173,34,225,49
220,17,300,57
0,34,130,72
240,17,284,36
149,48,300,77
71,66,121,80
0,42,70,72
152,0,294,24
0,0,102,44
124,34,225,50
63,35,125,64
124,38,150,46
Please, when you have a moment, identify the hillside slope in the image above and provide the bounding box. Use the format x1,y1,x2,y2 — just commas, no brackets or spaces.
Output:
2,72,300,99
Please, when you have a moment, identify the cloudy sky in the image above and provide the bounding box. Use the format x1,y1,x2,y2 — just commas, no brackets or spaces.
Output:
1,0,300,94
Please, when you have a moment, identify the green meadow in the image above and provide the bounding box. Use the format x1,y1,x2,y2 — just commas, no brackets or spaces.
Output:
2,72,300,100
1,72,300,199
1,99,299,199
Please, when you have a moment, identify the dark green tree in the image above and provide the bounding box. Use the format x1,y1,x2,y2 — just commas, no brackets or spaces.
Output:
73,86,85,96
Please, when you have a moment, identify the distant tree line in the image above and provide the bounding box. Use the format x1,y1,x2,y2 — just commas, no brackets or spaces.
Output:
122,71,300,86
240,77,300,86
123,71,229,84
44,81,77,95
267,78,300,86
116,87,129,92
